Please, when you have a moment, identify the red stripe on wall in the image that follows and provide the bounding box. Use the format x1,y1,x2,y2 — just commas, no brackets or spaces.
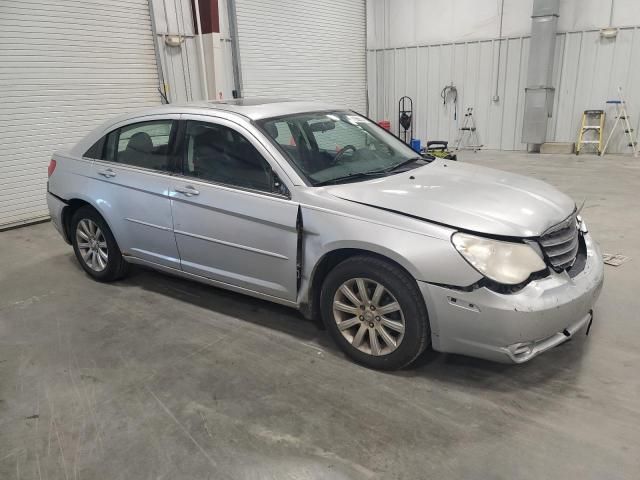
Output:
190,0,219,34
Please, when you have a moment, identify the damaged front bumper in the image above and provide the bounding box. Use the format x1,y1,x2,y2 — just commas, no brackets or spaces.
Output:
419,233,604,363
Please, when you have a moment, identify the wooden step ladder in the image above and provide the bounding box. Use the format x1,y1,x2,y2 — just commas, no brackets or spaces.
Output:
576,110,604,155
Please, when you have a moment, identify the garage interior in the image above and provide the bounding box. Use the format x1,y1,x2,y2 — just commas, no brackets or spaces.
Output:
1,1,639,479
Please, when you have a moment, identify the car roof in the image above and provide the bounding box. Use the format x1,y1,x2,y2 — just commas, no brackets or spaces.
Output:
127,98,346,121
67,98,351,159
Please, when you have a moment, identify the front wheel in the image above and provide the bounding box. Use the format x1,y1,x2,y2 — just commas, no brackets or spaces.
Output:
70,206,129,282
320,256,430,370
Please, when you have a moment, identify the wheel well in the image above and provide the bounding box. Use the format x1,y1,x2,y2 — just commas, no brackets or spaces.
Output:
61,199,92,242
304,248,414,321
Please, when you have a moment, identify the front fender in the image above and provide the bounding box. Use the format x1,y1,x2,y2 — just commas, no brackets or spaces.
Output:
313,239,424,280
299,205,483,293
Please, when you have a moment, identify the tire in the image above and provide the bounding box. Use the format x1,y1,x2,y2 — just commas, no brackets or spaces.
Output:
70,206,129,282
320,255,430,370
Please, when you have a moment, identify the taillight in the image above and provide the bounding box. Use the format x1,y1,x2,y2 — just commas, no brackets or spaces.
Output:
48,159,57,177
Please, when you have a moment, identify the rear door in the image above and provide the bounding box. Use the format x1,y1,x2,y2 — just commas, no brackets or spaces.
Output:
86,116,181,269
170,116,299,301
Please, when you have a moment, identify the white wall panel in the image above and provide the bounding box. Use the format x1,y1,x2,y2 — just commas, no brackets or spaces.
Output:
368,0,640,49
0,0,162,228
234,0,367,112
368,27,640,153
425,47,440,141
476,42,494,148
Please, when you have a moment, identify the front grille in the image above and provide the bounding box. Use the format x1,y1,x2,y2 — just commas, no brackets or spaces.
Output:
539,214,580,271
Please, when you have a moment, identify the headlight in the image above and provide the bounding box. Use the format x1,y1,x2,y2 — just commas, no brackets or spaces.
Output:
452,232,546,285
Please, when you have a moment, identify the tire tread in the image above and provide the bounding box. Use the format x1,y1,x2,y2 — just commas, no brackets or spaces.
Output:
321,254,430,370
71,206,129,282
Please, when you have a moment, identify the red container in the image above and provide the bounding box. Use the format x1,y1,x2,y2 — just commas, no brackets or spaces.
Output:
378,120,391,131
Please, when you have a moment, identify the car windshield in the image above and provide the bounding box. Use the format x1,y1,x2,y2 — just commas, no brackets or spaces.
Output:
258,111,430,186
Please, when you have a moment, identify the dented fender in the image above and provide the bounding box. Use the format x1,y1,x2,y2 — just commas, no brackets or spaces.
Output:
295,201,483,307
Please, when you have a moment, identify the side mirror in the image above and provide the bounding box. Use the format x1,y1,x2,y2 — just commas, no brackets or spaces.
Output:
273,173,290,198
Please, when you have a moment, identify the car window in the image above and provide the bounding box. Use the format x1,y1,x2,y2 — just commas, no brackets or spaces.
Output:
183,121,274,193
260,111,425,185
262,120,309,166
309,117,367,151
264,121,295,147
107,120,175,171
84,137,105,159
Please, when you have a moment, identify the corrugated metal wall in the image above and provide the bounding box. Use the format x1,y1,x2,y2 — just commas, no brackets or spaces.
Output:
0,0,162,228
150,0,236,101
150,0,203,102
367,27,640,152
233,0,367,112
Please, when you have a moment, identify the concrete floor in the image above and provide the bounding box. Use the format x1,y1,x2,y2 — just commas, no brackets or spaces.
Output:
1,150,639,479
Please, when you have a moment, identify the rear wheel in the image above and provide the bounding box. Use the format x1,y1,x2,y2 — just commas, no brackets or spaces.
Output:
320,255,430,370
70,206,129,282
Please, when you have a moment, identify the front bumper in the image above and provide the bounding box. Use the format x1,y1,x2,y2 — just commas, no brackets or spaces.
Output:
419,233,604,363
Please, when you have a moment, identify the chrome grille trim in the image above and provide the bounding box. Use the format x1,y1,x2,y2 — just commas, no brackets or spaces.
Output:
539,226,575,247
539,214,580,271
544,233,579,257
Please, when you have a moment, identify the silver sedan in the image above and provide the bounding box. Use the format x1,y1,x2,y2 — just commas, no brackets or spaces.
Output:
46,99,604,369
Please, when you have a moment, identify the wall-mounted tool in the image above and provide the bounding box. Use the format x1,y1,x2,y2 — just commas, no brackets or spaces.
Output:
398,96,413,144
441,83,458,120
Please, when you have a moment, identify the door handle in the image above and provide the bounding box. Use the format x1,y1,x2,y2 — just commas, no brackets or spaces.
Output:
174,185,200,196
97,168,116,178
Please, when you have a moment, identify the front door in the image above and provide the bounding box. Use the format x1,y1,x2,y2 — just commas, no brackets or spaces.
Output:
170,117,299,301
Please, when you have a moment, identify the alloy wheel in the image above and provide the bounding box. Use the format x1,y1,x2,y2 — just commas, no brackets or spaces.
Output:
332,278,405,356
76,218,108,272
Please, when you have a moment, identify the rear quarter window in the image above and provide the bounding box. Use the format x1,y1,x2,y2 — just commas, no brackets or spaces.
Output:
84,137,105,159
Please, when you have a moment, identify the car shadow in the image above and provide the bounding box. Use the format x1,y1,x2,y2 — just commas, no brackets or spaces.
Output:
120,262,334,346
66,255,589,393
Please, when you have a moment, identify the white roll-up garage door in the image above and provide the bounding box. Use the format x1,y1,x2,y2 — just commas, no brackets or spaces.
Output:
0,0,161,228
234,0,366,113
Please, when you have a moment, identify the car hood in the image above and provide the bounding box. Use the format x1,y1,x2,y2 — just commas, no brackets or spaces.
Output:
324,160,576,237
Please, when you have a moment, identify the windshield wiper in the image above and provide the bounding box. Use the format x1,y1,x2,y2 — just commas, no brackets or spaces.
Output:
314,170,389,186
384,156,426,173
313,156,430,186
